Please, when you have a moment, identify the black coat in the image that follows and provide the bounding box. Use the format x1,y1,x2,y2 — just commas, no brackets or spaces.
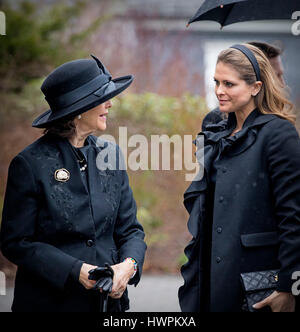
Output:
201,107,223,132
179,109,300,312
0,134,147,312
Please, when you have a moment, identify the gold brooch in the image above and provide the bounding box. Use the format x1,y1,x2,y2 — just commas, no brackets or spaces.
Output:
54,168,70,182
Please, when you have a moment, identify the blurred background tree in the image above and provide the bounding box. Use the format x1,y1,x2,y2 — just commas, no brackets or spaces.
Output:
0,0,110,125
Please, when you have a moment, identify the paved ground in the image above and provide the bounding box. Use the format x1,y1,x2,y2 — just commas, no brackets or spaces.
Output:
0,287,13,312
0,275,183,312
128,275,182,312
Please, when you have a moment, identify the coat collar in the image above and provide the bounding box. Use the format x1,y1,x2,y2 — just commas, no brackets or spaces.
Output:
202,108,277,143
184,108,278,206
202,108,277,157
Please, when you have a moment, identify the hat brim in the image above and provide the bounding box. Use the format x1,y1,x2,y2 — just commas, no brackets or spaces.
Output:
32,75,133,128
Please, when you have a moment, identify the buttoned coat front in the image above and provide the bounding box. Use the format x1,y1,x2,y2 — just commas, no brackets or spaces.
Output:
0,133,147,312
179,109,300,312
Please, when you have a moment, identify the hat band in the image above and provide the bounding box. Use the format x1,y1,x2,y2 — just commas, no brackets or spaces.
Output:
230,44,261,81
46,74,111,111
94,80,117,97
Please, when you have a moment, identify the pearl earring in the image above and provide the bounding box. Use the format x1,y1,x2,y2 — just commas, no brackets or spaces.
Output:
78,115,82,120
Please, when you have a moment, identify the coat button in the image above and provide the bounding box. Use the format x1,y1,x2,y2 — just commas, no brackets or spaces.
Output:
219,196,224,203
222,168,227,173
217,227,222,234
86,239,94,247
216,257,222,263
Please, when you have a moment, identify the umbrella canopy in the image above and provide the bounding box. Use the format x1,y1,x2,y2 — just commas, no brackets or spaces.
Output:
188,0,300,27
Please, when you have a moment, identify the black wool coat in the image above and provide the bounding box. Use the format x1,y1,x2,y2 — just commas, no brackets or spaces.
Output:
179,109,300,312
0,134,147,312
201,107,223,132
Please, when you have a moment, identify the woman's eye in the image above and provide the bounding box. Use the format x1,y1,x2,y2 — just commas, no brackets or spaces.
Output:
225,82,233,87
214,80,219,85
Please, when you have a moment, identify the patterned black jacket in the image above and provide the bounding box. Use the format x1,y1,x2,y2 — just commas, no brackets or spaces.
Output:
0,133,146,312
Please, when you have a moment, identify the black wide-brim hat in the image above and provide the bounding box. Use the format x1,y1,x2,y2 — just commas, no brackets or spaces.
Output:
32,55,134,128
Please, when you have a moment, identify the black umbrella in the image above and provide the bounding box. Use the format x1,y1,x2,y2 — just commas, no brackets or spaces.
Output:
188,0,299,28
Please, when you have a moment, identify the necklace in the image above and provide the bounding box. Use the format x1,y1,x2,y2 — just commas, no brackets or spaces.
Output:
78,157,88,172
69,144,88,172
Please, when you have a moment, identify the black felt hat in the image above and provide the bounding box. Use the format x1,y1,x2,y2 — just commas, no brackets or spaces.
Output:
32,55,134,128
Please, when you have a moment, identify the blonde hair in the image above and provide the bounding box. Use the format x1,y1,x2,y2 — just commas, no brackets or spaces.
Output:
217,43,296,124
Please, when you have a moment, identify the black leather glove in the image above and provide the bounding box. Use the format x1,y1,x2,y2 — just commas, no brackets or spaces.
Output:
88,263,114,292
93,277,113,293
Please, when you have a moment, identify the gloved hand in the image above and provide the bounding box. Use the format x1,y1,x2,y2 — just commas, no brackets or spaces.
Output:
93,277,113,293
88,263,114,293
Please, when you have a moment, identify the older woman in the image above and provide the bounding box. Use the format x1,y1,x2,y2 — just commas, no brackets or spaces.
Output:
179,44,300,312
0,55,147,312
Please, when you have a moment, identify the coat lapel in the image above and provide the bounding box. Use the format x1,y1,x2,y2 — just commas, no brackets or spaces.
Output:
41,134,96,236
85,137,120,232
48,135,88,198
47,135,120,233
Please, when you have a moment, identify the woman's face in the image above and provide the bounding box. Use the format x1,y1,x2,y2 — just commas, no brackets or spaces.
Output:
214,61,260,113
75,99,112,133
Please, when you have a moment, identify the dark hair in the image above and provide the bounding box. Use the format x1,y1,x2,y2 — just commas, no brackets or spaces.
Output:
248,41,282,59
43,117,76,139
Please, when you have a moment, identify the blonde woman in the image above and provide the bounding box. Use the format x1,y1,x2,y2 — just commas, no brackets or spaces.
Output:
179,44,300,312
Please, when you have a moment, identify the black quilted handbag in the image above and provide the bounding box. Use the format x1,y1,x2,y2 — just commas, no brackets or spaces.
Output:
240,269,279,312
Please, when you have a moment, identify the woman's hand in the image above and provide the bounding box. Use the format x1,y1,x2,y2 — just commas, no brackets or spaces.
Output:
109,260,135,299
253,291,296,312
79,263,98,290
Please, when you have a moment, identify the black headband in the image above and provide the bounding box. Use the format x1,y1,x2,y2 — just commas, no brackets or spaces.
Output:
230,44,261,81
